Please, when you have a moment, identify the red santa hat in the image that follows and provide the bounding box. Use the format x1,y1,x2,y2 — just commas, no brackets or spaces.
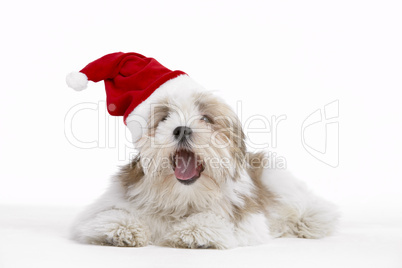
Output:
66,52,204,142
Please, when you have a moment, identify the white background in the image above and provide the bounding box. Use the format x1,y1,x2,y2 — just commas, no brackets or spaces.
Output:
0,0,401,267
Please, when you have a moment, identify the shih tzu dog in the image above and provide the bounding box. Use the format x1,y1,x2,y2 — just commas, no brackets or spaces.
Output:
66,52,339,249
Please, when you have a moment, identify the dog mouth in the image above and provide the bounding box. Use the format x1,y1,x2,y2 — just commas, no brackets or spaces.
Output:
172,149,204,185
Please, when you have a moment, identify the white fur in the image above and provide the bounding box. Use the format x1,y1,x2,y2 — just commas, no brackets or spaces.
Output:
163,211,237,249
261,169,340,238
66,72,88,91
126,74,205,143
72,178,274,248
71,81,339,249
235,213,271,246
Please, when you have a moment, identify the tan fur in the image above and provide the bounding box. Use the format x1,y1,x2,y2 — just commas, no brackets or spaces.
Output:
148,99,170,137
244,152,320,238
195,92,246,156
232,152,277,223
195,92,246,181
118,155,144,189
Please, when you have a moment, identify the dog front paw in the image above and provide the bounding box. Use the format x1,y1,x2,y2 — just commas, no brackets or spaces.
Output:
103,222,149,247
74,209,150,247
161,212,236,249
162,228,218,249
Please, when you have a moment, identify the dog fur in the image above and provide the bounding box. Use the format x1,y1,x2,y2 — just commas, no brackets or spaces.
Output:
71,78,339,249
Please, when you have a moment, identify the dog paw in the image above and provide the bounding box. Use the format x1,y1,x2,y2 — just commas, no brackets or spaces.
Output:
74,209,150,247
270,201,339,239
161,212,236,249
103,223,150,247
162,228,219,249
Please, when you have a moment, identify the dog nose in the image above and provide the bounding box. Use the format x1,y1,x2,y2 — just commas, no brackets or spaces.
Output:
173,126,192,140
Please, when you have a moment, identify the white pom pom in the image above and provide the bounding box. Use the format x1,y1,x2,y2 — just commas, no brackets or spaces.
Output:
66,72,88,91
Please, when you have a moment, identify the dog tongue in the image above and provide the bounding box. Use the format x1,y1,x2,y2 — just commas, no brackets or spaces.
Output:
175,150,198,180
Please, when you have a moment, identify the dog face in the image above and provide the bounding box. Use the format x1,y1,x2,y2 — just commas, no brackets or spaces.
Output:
136,90,246,190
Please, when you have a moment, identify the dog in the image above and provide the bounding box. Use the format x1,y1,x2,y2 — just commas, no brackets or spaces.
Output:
67,52,339,249
70,72,339,249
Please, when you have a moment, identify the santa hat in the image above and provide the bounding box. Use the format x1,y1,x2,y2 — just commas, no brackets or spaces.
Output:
66,52,204,142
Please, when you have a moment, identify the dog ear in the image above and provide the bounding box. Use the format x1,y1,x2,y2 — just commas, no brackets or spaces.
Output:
230,111,246,156
217,102,246,158
194,91,246,157
118,155,144,188
229,110,247,175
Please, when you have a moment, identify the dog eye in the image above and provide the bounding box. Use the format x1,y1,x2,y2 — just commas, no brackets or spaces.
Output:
200,115,212,124
161,116,168,122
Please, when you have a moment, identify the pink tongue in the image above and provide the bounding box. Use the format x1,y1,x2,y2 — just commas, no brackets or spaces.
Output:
175,150,198,180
